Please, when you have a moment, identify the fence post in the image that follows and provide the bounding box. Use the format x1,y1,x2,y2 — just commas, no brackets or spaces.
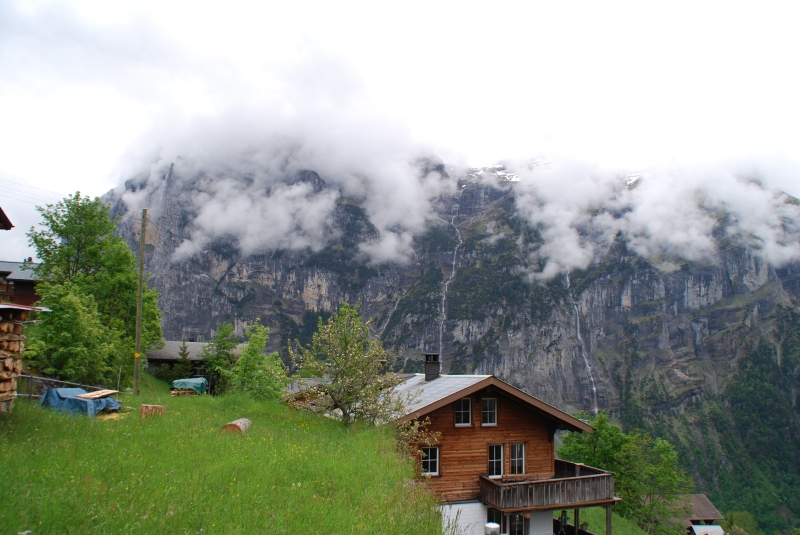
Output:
27,375,32,403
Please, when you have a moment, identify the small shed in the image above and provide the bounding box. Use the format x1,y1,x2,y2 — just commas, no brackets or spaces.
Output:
145,340,246,373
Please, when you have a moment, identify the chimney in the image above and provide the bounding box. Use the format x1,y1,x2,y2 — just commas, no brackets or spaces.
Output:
424,353,441,381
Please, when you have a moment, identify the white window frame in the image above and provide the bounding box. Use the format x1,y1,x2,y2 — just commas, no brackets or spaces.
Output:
488,444,503,478
510,443,525,474
421,446,439,476
454,398,471,426
482,398,497,426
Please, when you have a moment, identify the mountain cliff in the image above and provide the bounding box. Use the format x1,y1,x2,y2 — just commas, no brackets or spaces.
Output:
106,159,800,531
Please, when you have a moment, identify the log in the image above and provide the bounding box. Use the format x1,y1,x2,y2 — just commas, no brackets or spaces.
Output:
219,418,252,434
139,404,165,418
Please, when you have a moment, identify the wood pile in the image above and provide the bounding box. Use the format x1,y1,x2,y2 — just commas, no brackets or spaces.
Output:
170,388,198,397
0,308,27,413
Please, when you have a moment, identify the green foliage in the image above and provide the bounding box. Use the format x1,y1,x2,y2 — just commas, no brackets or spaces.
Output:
221,320,288,400
199,322,239,391
722,511,764,535
289,302,408,425
25,192,162,385
704,332,800,532
24,282,113,384
0,374,443,534
559,411,693,535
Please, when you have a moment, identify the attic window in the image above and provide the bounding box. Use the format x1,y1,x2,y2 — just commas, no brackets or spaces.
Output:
454,398,471,426
482,398,497,426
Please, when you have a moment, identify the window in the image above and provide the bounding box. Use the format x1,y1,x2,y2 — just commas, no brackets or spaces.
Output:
421,447,439,475
511,443,525,474
487,508,502,528
482,398,497,425
488,444,503,477
454,398,471,426
510,513,527,535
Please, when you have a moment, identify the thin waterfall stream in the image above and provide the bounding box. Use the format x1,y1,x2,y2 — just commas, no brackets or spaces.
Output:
439,188,465,355
565,271,599,415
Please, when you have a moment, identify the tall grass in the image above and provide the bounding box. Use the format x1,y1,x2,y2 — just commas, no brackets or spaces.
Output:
0,374,442,534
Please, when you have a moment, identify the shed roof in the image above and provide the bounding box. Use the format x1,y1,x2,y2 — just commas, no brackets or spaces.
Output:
0,260,39,281
395,374,593,433
688,494,724,523
145,340,246,362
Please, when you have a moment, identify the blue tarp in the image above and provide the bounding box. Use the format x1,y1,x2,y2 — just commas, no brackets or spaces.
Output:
40,388,121,417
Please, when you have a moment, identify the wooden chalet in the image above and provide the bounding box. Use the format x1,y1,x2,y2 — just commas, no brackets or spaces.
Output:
684,494,724,535
396,354,620,535
0,259,40,306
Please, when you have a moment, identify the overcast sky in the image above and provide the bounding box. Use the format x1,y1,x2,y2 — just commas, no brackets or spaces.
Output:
2,0,800,261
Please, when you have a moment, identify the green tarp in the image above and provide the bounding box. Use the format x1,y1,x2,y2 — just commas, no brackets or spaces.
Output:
170,377,208,394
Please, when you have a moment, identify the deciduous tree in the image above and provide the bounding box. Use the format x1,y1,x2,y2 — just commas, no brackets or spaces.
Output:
558,411,692,535
221,320,288,400
289,302,408,425
25,193,162,385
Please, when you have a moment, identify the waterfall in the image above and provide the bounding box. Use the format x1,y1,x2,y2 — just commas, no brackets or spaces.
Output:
380,289,407,338
565,272,599,415
439,188,465,355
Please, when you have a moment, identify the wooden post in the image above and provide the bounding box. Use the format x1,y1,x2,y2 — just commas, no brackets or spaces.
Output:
134,208,147,396
140,404,164,418
574,463,582,535
27,375,32,403
219,418,252,434
606,505,612,535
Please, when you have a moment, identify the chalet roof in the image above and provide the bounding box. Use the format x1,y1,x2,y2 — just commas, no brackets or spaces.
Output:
0,260,39,281
145,340,246,362
396,374,594,433
0,207,13,230
688,494,724,524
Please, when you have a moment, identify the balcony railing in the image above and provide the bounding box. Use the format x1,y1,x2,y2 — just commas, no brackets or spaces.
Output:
479,460,617,512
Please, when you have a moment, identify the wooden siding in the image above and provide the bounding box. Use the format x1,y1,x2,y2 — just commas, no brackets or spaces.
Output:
424,387,556,503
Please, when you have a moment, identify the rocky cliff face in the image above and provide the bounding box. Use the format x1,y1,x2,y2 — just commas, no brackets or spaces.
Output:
106,160,800,528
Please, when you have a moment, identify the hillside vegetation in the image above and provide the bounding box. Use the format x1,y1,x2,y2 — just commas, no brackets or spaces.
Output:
0,374,442,534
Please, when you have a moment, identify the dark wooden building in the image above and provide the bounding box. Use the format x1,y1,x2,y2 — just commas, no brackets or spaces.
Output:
0,259,40,306
396,355,620,535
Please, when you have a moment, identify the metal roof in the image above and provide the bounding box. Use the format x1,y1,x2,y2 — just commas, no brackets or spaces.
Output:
0,261,39,281
396,374,594,433
0,303,51,312
145,340,246,361
689,526,724,535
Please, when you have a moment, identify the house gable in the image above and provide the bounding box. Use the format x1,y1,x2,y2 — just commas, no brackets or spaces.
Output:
423,385,559,502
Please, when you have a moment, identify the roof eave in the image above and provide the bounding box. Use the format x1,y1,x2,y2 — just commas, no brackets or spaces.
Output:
397,375,594,434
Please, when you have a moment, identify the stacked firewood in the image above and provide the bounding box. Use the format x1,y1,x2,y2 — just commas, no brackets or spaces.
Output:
0,308,27,413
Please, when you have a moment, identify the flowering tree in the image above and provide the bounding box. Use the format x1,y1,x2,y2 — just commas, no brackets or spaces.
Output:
289,302,407,425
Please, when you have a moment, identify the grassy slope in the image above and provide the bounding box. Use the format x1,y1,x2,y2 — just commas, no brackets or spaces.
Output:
0,374,441,535
558,508,648,535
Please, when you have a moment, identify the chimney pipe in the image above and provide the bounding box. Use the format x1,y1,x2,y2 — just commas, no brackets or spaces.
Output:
424,353,440,381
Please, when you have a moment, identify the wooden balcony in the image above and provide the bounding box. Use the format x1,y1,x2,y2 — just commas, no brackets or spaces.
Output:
479,460,619,512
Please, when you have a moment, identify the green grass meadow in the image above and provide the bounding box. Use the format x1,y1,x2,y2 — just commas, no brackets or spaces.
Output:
0,374,442,535
557,507,647,535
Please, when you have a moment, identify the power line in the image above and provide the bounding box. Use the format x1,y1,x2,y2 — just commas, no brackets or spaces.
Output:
1,186,62,203
0,178,68,197
0,192,39,205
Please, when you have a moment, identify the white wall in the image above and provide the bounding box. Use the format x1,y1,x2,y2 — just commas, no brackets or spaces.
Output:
441,502,488,535
529,510,554,535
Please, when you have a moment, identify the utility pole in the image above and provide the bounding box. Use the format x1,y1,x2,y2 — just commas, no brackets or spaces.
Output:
134,208,147,396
